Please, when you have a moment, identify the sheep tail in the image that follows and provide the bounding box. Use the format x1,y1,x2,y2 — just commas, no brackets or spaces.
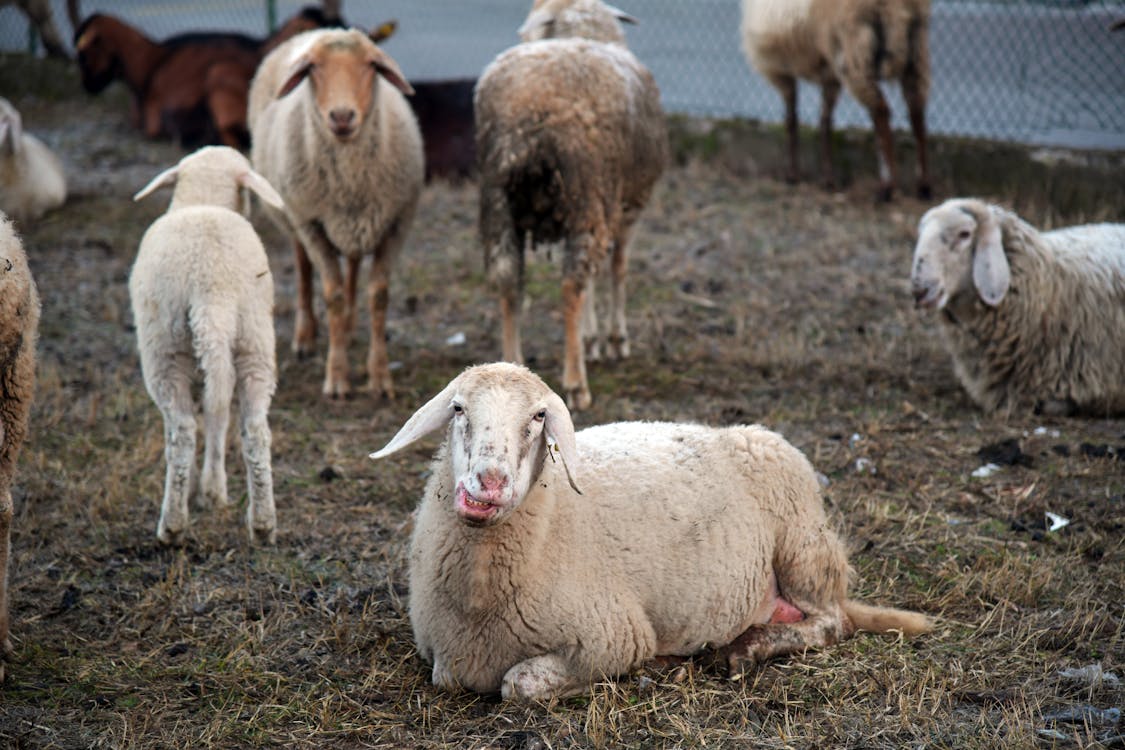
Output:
843,600,932,637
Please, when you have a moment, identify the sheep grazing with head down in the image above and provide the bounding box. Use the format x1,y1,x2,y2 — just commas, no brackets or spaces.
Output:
475,0,668,411
249,28,424,400
740,0,932,201
130,146,284,544
0,97,66,224
0,214,39,682
911,198,1125,416
371,363,931,701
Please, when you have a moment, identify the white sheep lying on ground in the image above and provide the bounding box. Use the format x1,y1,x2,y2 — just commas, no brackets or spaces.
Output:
249,28,424,400
371,362,931,700
475,0,668,411
0,97,66,223
130,146,283,544
0,213,40,682
911,198,1125,416
740,0,931,201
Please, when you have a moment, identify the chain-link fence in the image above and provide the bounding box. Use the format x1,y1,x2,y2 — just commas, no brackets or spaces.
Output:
2,0,1123,149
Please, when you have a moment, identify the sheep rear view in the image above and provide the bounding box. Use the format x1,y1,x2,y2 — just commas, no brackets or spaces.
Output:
911,198,1125,415
740,0,931,201
371,363,931,700
249,28,424,400
475,0,668,411
130,146,284,544
0,214,39,682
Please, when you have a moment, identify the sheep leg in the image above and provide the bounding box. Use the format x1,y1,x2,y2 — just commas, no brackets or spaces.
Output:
292,240,318,358
818,80,840,190
501,653,585,701
769,73,800,184
500,287,523,364
365,254,395,400
0,487,12,678
901,52,931,199
582,275,601,362
847,76,897,201
723,608,854,677
236,357,276,545
147,353,198,544
320,255,351,399
344,254,361,337
561,274,592,411
607,224,631,360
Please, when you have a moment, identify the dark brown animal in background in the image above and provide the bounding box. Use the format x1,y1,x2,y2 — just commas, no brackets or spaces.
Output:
409,78,477,181
71,7,360,148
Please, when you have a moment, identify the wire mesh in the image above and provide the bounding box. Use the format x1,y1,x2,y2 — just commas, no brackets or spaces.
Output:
1,0,1122,149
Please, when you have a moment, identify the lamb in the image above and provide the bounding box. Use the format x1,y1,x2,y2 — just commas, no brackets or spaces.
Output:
740,0,932,201
370,362,931,700
0,214,40,682
0,97,67,224
129,146,284,544
248,28,424,400
911,198,1125,416
475,0,668,411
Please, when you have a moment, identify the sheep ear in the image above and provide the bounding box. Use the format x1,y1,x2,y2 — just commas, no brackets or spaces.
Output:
369,19,397,44
369,379,460,460
238,169,284,210
373,51,414,96
605,4,639,24
518,8,553,37
543,392,582,495
133,165,179,201
0,105,21,155
972,207,1010,306
277,59,313,98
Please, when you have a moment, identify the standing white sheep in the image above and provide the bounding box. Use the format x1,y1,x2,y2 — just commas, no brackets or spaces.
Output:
371,362,931,700
0,213,39,682
0,97,66,223
248,28,424,400
740,0,931,201
475,0,668,411
130,146,284,544
911,198,1125,416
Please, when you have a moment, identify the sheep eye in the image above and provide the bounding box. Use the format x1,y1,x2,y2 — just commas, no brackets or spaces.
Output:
957,229,972,241
452,404,463,415
533,409,547,422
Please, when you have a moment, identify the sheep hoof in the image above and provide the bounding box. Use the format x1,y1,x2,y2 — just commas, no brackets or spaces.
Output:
292,337,316,360
584,338,602,362
607,335,630,360
565,387,592,412
501,655,574,701
248,524,277,546
363,378,396,402
157,523,186,546
322,377,352,400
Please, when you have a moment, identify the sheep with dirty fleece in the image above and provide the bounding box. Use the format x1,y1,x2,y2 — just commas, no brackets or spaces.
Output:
911,198,1125,416
130,146,283,545
371,363,931,700
0,97,66,224
740,0,931,201
475,0,668,411
0,214,39,682
249,28,424,400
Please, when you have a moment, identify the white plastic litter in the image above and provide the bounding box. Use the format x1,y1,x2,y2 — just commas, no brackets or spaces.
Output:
445,331,466,346
971,463,1001,478
1045,511,1070,532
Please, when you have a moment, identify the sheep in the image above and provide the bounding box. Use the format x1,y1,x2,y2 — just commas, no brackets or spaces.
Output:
475,0,668,411
71,7,365,148
248,28,424,400
129,146,285,545
740,0,932,201
910,198,1125,416
0,213,40,682
370,362,932,700
0,97,67,224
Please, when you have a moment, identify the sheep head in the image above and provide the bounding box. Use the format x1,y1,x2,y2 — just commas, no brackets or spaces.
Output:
371,363,581,527
911,198,1011,310
134,146,284,216
519,0,637,44
276,30,413,142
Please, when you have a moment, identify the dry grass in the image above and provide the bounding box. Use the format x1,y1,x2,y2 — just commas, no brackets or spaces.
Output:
1,54,1122,749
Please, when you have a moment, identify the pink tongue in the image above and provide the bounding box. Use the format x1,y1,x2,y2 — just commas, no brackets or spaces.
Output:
769,597,806,624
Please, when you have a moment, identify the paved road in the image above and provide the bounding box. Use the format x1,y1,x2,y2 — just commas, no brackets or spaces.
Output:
4,0,1123,149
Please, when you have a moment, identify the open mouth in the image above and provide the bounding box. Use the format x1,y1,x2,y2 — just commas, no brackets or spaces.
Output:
455,484,499,524
912,286,943,310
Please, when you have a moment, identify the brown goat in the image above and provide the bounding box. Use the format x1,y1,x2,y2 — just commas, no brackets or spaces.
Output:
71,7,379,148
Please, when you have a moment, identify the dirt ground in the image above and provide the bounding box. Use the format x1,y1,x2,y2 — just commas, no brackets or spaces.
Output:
1,55,1122,749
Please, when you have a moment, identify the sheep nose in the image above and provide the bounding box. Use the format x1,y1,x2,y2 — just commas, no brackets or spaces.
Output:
328,108,356,133
477,470,509,499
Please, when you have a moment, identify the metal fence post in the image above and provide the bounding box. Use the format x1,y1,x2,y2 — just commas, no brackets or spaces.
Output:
266,0,277,33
